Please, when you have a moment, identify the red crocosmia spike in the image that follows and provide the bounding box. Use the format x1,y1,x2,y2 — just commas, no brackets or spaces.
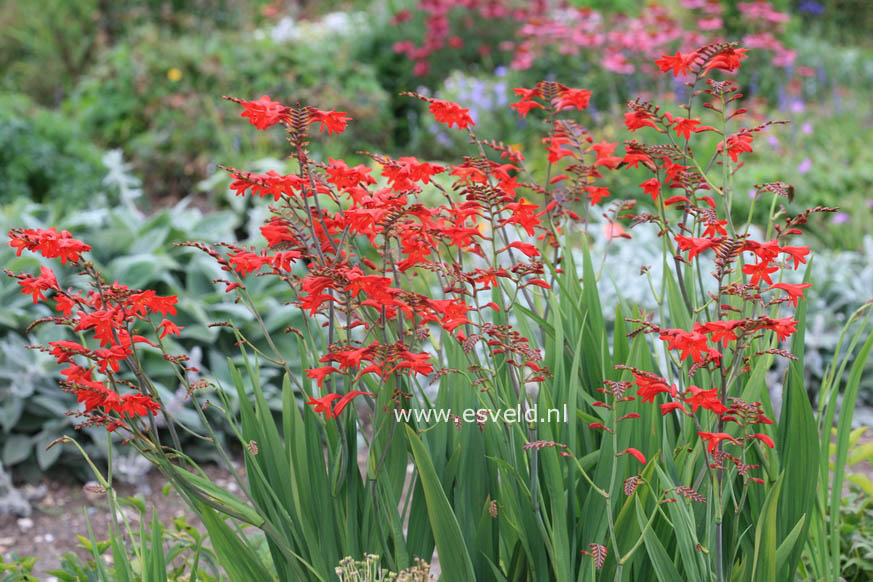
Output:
428,98,474,129
718,132,754,162
675,236,718,260
234,95,289,130
8,227,91,264
588,422,613,433
332,390,375,417
510,99,545,118
742,261,779,286
17,266,59,303
664,112,703,140
625,110,658,132
617,413,641,421
617,448,646,464
780,245,810,269
655,51,696,77
586,186,610,206
660,327,720,364
762,316,798,341
684,385,728,415
639,178,660,202
633,373,676,403
307,393,341,417
49,341,90,364
499,241,540,258
555,87,592,111
768,282,811,307
502,198,541,235
513,86,542,101
748,433,775,448
307,108,351,134
525,279,551,290
660,401,688,415
698,431,740,453
118,393,161,417
702,46,748,75
664,195,691,206
157,319,183,338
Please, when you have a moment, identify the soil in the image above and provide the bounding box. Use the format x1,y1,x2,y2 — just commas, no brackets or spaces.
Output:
0,465,238,580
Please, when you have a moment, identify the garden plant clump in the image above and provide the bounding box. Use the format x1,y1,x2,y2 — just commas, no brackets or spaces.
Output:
5,37,873,582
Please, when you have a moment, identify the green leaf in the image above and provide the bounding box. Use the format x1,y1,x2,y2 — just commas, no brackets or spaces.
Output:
405,425,476,581
2,434,32,465
637,497,682,581
198,504,278,582
847,474,873,495
144,510,168,582
752,475,782,582
848,442,873,466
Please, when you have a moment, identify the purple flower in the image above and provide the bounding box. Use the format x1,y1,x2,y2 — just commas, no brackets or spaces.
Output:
790,100,805,114
797,157,813,175
831,212,849,224
766,134,781,148
801,122,813,135
798,0,824,15
494,66,508,77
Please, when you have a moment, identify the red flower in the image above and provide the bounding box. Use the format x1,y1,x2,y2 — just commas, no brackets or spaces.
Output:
617,448,646,464
768,282,811,307
501,198,542,236
8,227,91,264
665,113,705,140
655,51,696,77
676,234,719,259
307,108,351,134
780,245,810,269
306,366,340,388
428,99,474,130
49,340,90,364
157,319,183,338
625,110,658,132
702,47,748,75
684,385,728,415
510,99,544,118
747,433,775,448
639,178,660,202
700,320,741,344
634,373,676,403
500,241,540,258
660,401,688,415
719,132,755,162
307,393,341,416
586,186,610,206
742,261,779,286
307,390,373,419
18,266,58,303
762,316,797,341
94,345,131,374
237,95,288,130
118,393,161,417
698,431,740,453
660,328,720,364
555,87,592,111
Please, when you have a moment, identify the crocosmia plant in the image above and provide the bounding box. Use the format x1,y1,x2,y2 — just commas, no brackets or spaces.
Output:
8,41,872,582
